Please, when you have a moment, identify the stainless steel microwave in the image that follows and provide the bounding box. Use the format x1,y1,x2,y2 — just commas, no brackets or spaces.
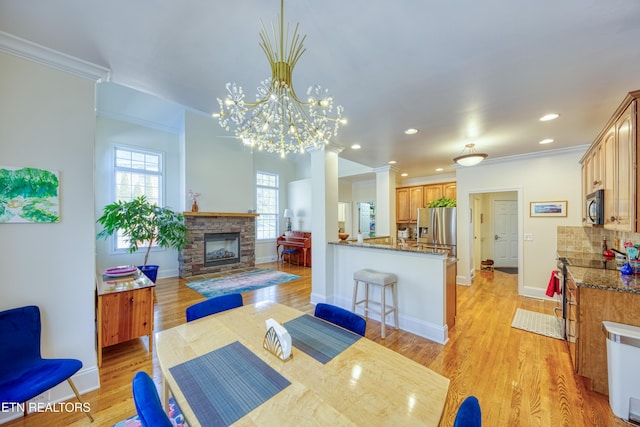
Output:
586,189,604,225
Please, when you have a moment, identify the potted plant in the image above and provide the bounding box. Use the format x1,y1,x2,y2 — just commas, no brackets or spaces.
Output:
97,195,188,282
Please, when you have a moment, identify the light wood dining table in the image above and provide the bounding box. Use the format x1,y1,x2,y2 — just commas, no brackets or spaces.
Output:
155,301,450,426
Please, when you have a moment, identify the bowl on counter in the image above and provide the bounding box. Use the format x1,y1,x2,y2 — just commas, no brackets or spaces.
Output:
338,233,350,241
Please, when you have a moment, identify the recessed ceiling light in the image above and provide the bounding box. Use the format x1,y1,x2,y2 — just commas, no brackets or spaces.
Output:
539,138,554,144
401,173,408,177
404,128,419,135
388,160,397,165
212,112,221,118
351,144,361,150
540,113,559,122
435,168,444,172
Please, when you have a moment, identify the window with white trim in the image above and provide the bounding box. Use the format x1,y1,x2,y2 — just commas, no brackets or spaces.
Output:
113,146,164,250
256,172,279,240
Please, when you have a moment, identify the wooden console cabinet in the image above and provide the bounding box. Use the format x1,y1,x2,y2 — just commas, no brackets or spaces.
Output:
96,270,155,367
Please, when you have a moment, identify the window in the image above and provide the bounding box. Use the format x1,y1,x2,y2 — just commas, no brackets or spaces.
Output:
112,146,164,250
256,172,279,240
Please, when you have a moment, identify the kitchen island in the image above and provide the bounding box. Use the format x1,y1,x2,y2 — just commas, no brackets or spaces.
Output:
329,241,456,344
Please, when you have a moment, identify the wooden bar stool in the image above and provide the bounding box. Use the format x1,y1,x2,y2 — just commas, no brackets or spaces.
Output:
352,269,398,338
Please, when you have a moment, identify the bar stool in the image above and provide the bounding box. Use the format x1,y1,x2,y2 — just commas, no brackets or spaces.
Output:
352,269,398,338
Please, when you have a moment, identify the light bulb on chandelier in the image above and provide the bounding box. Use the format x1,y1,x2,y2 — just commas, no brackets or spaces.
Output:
216,0,345,156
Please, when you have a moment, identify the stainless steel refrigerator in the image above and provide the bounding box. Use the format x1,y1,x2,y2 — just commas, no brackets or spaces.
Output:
416,207,457,256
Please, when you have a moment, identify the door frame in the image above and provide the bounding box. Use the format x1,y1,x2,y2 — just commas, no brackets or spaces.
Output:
464,187,523,296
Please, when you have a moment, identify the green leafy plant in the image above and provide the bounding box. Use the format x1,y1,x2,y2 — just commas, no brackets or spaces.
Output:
96,195,188,267
427,197,457,208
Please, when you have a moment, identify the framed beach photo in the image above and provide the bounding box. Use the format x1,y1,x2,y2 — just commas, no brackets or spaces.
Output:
530,200,567,217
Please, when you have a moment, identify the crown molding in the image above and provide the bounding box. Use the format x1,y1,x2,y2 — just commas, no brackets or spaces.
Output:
0,31,110,81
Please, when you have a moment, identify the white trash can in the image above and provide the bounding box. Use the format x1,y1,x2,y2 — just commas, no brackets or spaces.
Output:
603,321,640,423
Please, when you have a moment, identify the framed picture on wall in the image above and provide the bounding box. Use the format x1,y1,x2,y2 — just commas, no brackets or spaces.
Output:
530,200,567,217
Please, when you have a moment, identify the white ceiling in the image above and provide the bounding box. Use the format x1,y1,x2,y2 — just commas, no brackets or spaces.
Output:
2,0,639,178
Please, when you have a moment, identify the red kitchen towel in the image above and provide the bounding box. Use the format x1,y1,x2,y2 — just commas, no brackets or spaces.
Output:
546,270,559,297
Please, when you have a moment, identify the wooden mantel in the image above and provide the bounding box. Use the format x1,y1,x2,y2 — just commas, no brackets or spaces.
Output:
183,212,259,218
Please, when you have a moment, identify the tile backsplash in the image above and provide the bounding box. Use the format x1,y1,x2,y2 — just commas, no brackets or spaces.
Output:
557,226,640,254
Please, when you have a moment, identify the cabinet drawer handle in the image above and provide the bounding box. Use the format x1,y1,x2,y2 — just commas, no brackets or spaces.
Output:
130,297,134,303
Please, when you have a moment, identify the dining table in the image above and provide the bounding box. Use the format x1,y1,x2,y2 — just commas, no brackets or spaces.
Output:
155,301,450,426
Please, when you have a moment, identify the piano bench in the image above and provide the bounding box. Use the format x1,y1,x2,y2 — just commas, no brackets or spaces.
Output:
281,249,300,265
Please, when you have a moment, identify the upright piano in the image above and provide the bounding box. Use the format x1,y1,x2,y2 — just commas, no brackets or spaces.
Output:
276,231,311,267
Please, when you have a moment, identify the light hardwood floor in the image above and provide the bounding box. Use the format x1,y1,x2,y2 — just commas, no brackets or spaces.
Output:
5,263,627,426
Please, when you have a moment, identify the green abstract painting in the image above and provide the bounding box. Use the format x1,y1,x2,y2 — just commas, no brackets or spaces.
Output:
0,167,60,223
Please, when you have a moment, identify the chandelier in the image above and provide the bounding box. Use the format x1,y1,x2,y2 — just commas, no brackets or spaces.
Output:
453,143,488,166
216,0,344,157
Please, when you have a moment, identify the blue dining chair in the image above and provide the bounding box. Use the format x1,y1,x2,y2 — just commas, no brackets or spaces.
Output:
453,395,482,427
314,303,366,336
185,293,243,322
132,371,173,427
0,305,93,421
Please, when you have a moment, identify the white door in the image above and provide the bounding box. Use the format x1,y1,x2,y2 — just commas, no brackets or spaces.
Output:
493,200,518,267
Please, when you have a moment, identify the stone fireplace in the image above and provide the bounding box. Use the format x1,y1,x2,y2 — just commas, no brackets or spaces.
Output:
179,212,258,278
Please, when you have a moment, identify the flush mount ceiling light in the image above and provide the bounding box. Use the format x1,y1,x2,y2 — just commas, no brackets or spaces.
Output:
351,144,361,150
540,113,559,121
453,143,488,166
216,0,344,157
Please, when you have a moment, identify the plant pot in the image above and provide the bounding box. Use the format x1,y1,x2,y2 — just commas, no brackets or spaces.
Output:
138,265,159,283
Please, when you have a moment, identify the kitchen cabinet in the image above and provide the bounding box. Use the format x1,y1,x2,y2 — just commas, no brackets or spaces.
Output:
396,186,425,223
604,103,635,230
581,90,639,231
396,188,411,222
396,182,457,224
445,261,457,328
578,285,640,395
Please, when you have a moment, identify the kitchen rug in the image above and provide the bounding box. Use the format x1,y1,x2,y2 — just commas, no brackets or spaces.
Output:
186,269,301,299
511,308,563,340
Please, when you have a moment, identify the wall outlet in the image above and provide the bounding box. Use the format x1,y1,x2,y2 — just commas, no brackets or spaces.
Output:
524,233,534,241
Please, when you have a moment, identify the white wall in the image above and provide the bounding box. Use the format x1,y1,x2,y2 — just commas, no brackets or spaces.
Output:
456,147,587,298
95,115,183,277
288,179,312,232
0,52,100,417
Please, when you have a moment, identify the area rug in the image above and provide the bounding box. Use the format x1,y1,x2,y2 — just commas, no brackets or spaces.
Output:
186,269,301,299
495,267,518,274
511,308,563,340
112,396,187,427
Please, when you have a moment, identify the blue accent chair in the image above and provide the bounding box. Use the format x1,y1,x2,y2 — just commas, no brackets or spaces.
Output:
185,293,243,322
453,396,482,427
132,371,172,427
0,305,93,421
314,303,366,336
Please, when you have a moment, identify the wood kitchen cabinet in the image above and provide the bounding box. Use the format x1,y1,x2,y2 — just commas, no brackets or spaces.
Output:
96,270,155,367
396,182,457,223
581,90,639,231
578,285,640,395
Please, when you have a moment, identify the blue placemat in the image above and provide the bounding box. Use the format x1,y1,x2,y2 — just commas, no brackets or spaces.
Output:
284,314,361,364
169,341,290,426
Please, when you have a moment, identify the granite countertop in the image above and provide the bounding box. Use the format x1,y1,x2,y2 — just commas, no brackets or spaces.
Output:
567,266,640,294
330,241,456,263
558,251,640,294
